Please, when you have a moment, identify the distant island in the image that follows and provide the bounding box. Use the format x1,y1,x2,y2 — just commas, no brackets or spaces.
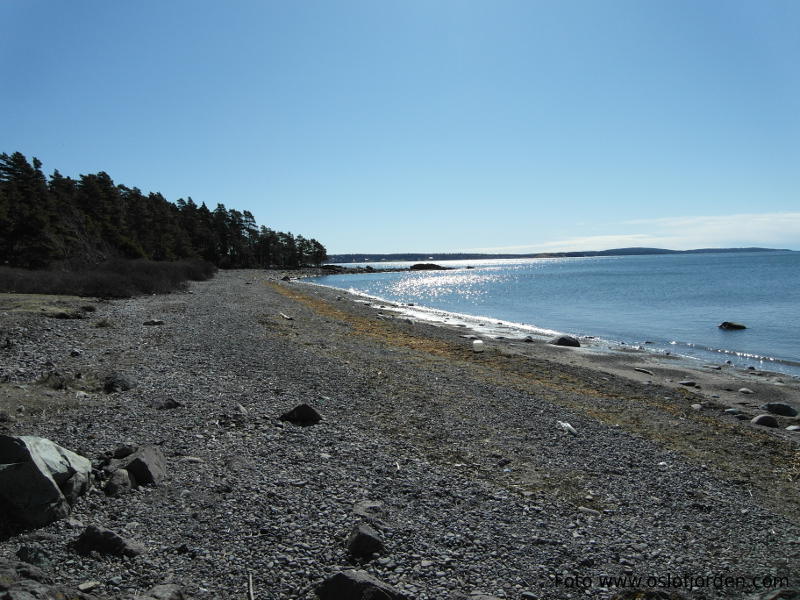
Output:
328,247,791,264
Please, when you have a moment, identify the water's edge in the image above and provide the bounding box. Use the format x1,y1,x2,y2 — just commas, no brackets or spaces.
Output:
300,278,800,381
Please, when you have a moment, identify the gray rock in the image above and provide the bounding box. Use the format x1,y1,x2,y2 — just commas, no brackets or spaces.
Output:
760,402,798,417
548,335,581,347
316,569,407,600
786,425,800,432
279,403,322,426
679,380,696,387
751,414,779,428
112,446,166,485
739,387,755,394
347,523,385,559
104,468,136,496
74,525,145,557
143,319,165,326
0,435,91,527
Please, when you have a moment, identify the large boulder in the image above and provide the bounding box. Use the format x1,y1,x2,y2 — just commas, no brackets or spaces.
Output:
0,435,91,527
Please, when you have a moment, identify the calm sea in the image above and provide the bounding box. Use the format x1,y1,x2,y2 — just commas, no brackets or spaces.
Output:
307,251,800,377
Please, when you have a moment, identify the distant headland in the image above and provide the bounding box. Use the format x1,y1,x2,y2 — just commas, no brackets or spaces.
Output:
328,247,792,264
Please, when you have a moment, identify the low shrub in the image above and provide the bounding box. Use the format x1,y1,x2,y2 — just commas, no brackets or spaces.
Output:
0,259,217,298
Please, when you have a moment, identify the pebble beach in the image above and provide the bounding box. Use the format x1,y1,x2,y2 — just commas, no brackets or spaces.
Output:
1,269,799,599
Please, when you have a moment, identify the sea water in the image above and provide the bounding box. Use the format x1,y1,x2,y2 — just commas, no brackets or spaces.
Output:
307,251,800,377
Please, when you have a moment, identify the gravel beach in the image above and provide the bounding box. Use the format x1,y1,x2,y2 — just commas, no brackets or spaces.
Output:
1,269,799,599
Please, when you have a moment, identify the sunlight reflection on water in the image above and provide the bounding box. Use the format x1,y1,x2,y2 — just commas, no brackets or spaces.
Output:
388,272,504,300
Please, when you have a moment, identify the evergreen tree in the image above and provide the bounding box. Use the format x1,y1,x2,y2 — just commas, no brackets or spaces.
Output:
0,152,328,270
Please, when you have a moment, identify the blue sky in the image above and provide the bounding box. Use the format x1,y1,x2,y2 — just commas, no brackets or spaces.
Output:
2,1,798,254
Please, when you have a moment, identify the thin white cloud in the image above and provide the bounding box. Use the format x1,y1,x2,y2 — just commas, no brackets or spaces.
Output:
467,212,800,254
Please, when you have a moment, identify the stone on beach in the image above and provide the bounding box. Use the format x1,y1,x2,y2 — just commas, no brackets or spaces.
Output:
110,445,167,485
0,435,91,527
751,414,779,428
760,402,798,417
347,523,385,559
316,569,407,600
279,403,323,426
549,335,581,347
73,525,145,557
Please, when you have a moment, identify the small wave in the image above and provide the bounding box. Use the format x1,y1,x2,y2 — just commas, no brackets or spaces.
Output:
669,340,800,369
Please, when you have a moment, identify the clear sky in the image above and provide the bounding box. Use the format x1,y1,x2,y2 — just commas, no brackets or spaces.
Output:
2,1,798,254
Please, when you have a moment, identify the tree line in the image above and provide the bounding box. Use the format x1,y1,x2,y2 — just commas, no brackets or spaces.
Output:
0,152,327,269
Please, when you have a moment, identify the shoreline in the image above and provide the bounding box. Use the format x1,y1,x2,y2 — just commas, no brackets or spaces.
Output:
299,270,800,380
1,269,799,599
294,275,800,437
301,257,800,380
